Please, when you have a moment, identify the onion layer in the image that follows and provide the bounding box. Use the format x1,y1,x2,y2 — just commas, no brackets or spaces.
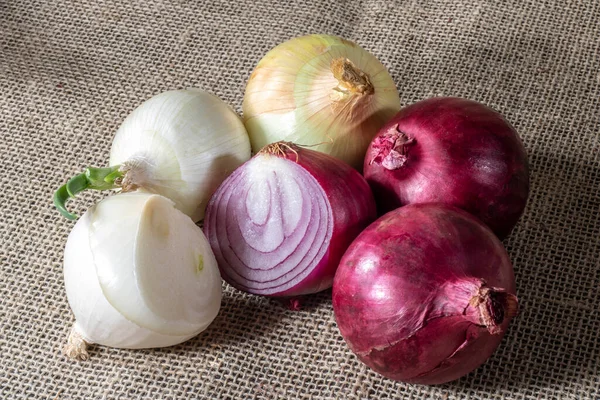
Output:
332,204,518,385
364,97,529,238
204,142,377,297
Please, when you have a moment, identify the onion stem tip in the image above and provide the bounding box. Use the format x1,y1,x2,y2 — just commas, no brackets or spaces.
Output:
54,166,124,220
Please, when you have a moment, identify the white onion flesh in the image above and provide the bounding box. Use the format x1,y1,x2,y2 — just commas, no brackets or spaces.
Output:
64,192,222,350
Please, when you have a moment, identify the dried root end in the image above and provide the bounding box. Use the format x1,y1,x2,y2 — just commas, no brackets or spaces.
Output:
63,325,91,361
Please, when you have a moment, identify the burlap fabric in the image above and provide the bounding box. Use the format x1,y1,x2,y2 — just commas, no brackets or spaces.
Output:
1,0,599,398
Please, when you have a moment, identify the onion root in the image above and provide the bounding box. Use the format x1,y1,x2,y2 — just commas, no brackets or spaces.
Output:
63,325,91,361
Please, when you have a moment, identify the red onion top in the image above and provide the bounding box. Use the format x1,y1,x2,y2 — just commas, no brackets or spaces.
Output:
364,97,530,238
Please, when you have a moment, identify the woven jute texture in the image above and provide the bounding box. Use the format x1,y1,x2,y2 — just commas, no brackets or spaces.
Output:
1,0,599,399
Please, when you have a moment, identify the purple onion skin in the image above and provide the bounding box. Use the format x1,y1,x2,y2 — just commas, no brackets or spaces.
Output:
363,97,529,239
204,143,377,297
332,203,518,385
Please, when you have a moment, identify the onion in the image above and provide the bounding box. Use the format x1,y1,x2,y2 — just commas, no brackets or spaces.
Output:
332,203,518,385
55,89,251,222
63,192,222,360
243,34,401,170
204,141,377,297
364,97,529,238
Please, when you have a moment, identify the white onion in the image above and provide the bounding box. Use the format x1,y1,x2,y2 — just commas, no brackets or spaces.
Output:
63,192,222,359
55,89,251,222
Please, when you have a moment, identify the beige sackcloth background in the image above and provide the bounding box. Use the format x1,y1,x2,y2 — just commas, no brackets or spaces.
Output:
1,0,599,399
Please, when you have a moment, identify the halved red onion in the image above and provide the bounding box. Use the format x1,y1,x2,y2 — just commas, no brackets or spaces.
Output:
204,142,377,297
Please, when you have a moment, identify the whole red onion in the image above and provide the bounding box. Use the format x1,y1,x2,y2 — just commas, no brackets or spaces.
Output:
204,141,377,297
332,203,518,385
363,97,529,238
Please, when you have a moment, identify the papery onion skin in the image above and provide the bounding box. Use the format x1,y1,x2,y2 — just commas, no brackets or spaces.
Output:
243,34,401,170
204,142,377,297
363,97,529,239
332,204,518,385
63,192,222,354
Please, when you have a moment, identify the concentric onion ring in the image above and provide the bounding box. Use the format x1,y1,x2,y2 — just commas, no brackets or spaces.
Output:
204,142,377,297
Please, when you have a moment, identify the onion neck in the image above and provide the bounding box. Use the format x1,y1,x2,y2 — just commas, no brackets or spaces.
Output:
433,279,518,335
330,57,374,96
369,128,416,170
63,324,90,361
54,157,155,220
469,287,518,334
258,141,300,162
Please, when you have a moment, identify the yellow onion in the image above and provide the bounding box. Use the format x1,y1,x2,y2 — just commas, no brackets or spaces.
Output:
242,34,401,169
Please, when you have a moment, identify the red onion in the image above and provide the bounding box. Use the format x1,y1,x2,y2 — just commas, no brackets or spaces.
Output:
364,97,529,238
204,142,377,297
332,203,518,385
